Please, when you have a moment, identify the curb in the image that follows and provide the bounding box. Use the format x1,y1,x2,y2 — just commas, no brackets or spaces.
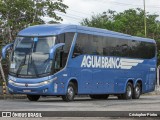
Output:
0,94,27,99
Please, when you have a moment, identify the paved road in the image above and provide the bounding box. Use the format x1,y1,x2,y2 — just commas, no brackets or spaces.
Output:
0,95,160,111
0,95,160,119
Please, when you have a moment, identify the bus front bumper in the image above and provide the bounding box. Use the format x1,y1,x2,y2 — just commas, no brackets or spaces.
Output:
7,81,65,95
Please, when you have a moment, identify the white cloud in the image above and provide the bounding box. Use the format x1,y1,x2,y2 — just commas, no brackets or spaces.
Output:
60,0,160,24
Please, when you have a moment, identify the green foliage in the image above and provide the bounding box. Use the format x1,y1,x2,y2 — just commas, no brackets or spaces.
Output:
0,0,68,43
81,8,160,65
81,10,116,30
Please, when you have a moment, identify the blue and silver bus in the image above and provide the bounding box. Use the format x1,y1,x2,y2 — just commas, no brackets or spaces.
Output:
2,24,157,101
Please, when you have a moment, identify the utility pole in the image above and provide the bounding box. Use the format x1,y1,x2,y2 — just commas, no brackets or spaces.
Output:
143,0,147,37
0,57,6,83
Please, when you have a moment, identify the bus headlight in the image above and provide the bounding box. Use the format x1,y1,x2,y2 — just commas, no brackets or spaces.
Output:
52,77,57,81
39,80,53,85
8,80,14,84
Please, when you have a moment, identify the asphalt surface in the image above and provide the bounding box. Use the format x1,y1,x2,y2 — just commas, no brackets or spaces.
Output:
0,95,160,111
0,95,160,120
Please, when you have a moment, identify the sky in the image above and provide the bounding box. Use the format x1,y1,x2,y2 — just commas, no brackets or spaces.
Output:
52,0,160,25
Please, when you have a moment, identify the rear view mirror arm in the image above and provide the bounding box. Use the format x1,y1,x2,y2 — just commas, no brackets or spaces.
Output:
49,43,65,60
2,43,13,59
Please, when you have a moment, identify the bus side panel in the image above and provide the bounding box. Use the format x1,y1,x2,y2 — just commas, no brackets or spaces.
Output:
143,59,156,93
69,59,93,94
69,56,130,94
92,69,127,94
68,55,156,95
79,68,92,94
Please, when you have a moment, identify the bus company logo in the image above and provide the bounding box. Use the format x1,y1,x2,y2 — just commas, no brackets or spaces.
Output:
81,55,144,69
2,112,11,117
25,83,28,87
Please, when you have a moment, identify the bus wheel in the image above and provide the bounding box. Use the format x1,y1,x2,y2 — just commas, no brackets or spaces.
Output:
27,95,40,101
62,82,75,102
122,82,133,100
132,83,141,99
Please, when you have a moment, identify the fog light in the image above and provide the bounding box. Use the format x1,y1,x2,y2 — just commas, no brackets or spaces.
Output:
8,87,13,92
43,88,48,93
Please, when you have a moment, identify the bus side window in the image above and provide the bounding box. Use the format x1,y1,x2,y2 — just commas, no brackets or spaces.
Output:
72,34,88,58
72,44,82,58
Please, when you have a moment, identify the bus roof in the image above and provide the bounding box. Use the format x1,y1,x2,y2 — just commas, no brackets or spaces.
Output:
18,24,156,43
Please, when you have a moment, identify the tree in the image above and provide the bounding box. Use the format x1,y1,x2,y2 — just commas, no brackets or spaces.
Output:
113,8,160,39
113,8,145,36
81,8,160,39
81,10,116,30
0,0,68,43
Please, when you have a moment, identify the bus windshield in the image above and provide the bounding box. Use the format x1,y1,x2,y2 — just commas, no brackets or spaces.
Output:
9,36,56,77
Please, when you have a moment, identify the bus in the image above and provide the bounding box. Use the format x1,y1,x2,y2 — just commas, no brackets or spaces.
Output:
2,24,157,101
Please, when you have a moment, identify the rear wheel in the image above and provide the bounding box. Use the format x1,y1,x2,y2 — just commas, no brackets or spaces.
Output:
62,83,76,102
132,83,141,99
90,95,109,99
122,82,133,100
27,95,40,101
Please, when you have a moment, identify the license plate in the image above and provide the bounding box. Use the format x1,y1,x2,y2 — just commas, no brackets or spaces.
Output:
23,90,31,92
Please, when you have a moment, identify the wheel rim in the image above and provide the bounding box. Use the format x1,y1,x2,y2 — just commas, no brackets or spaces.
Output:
67,86,74,100
127,85,132,97
135,86,140,96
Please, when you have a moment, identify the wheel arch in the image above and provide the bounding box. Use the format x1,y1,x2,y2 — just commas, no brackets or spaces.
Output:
66,77,78,94
124,79,134,92
122,79,134,99
126,79,134,86
135,79,143,92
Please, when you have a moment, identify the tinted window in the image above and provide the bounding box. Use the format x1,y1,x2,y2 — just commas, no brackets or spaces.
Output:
128,40,156,59
73,34,106,56
92,35,103,55
58,32,74,67
107,37,118,56
73,33,156,59
73,34,90,56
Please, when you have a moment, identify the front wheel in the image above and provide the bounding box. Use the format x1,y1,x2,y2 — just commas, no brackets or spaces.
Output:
27,95,40,101
122,82,133,100
132,83,141,99
62,83,76,102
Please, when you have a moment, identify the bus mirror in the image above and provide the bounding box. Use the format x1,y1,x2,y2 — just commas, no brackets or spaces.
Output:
2,43,13,59
49,43,65,60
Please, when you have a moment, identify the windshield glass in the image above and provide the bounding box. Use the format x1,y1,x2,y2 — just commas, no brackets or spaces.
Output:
9,36,56,77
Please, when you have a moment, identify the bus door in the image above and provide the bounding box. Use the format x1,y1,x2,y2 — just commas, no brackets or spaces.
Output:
146,60,156,92
71,55,93,94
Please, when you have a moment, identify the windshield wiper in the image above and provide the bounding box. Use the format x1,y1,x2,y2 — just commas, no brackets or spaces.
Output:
16,55,26,77
31,59,39,77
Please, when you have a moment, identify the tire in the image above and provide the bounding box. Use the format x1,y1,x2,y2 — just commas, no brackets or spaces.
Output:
62,82,76,102
122,82,133,100
90,95,109,99
27,95,40,101
132,83,141,99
